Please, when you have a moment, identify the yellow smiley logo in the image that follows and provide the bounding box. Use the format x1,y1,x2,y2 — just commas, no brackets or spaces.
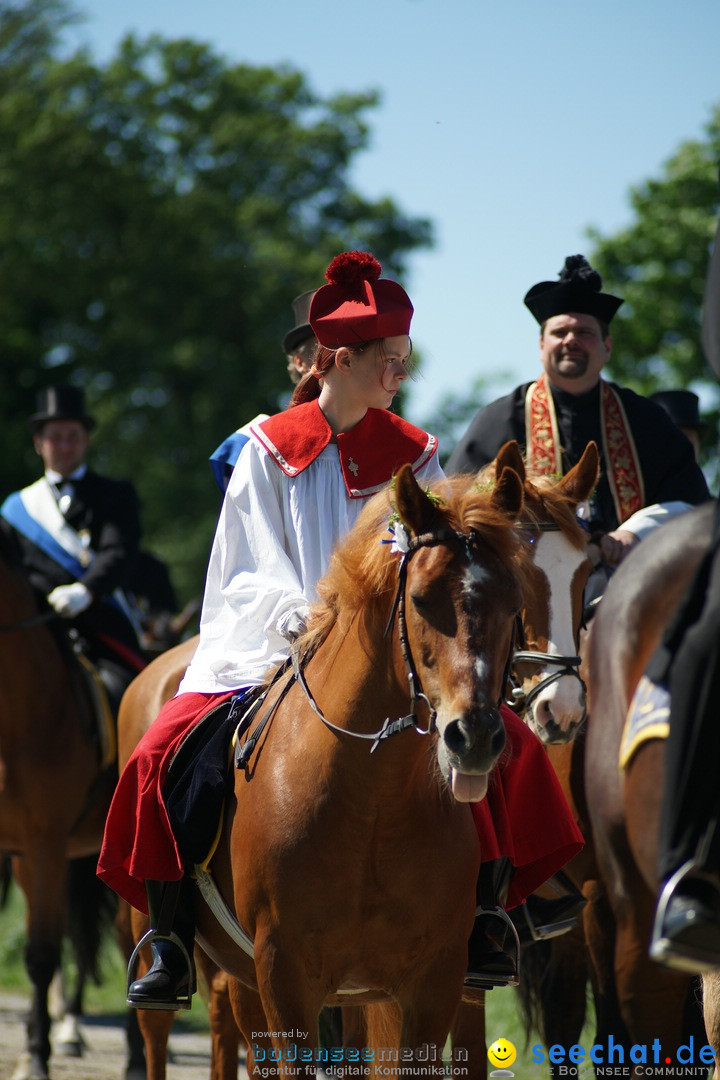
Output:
488,1038,517,1070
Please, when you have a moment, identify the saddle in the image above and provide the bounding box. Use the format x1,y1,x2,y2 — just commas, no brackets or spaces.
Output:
164,685,270,867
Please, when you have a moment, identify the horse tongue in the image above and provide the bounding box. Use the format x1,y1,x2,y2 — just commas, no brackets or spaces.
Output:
451,769,488,803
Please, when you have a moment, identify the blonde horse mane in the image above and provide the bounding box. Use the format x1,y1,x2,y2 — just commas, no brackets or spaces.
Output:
299,472,532,659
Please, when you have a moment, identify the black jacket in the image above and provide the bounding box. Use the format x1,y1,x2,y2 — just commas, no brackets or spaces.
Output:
446,379,711,535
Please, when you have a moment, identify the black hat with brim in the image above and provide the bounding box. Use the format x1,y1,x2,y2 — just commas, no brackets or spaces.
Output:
30,386,96,432
282,289,318,354
524,255,624,326
649,389,705,430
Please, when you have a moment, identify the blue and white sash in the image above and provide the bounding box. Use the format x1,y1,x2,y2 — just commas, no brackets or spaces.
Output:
1,478,141,632
1,478,92,579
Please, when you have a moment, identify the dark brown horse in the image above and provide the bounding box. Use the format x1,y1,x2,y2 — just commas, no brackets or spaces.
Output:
0,530,124,1080
583,502,713,1071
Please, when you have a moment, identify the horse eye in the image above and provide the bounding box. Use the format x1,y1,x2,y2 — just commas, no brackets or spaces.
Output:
410,593,430,612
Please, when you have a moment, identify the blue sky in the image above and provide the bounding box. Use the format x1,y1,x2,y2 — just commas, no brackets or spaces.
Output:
66,0,720,431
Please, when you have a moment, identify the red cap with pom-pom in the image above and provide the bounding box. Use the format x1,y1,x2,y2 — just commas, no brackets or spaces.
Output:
309,251,413,347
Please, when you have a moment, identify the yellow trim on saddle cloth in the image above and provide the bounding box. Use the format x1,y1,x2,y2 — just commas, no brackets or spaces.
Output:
195,726,241,873
74,651,117,770
619,674,670,770
526,374,645,524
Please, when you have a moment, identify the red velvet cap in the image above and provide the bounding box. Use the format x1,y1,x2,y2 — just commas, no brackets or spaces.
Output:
310,251,413,347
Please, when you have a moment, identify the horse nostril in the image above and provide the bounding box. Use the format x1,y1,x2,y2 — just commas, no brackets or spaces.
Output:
444,719,469,755
444,709,504,756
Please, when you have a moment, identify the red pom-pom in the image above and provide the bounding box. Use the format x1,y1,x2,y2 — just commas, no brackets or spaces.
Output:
325,251,381,289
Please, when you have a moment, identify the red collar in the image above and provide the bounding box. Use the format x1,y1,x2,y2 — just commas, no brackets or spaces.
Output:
251,400,438,498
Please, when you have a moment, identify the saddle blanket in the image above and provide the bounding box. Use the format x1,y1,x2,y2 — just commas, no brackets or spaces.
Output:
619,674,670,770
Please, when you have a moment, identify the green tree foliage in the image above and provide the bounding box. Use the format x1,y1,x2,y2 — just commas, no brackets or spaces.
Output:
0,0,432,601
587,103,720,457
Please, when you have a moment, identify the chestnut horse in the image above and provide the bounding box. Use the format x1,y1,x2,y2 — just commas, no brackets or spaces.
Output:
0,530,122,1080
584,502,714,1070
118,462,530,1079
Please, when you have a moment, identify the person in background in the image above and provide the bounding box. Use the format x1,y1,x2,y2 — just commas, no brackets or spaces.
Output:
0,386,146,697
209,289,318,492
447,256,710,583
649,389,705,463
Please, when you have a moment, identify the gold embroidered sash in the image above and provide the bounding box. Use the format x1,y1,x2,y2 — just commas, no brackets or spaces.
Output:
525,374,644,524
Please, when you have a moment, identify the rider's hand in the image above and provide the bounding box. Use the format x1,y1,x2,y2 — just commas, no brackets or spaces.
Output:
599,529,639,567
277,606,309,642
47,582,93,617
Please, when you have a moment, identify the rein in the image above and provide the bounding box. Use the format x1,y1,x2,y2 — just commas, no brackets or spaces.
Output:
506,520,586,716
293,526,481,753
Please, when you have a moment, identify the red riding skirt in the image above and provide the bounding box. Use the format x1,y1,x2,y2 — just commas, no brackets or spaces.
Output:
98,696,583,913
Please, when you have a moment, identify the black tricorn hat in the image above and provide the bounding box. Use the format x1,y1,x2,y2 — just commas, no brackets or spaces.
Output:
282,289,318,355
524,255,624,326
649,389,705,430
30,386,96,433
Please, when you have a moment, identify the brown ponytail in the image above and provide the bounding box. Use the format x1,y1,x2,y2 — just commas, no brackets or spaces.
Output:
290,345,339,406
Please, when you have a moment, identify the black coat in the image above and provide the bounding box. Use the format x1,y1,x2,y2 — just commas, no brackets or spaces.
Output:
446,380,711,535
1,470,143,655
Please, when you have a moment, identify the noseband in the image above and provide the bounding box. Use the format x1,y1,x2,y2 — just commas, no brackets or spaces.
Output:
506,521,586,717
293,525,486,753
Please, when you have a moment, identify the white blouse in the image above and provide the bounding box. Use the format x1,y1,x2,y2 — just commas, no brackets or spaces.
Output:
179,436,444,694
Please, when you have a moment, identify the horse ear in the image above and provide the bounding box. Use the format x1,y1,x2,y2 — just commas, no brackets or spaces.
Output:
491,466,524,520
495,440,526,484
558,441,600,506
393,463,443,537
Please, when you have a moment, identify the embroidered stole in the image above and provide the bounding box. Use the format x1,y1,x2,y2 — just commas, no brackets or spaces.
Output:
525,374,644,524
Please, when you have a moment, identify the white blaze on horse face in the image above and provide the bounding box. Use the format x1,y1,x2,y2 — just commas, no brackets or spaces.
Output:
463,561,490,592
528,530,588,738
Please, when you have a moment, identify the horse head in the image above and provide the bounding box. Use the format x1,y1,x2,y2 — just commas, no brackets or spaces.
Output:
495,440,599,744
391,461,528,803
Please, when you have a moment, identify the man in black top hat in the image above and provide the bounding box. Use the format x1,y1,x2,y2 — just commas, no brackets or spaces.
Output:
649,389,706,462
0,386,145,685
209,289,318,491
447,256,710,575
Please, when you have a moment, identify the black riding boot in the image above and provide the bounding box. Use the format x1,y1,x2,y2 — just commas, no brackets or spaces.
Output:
127,878,196,1010
465,858,519,989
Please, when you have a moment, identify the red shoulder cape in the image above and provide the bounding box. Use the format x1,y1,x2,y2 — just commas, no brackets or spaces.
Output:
250,401,438,498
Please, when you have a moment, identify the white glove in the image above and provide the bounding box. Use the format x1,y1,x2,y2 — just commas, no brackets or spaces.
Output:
277,606,310,642
47,583,93,618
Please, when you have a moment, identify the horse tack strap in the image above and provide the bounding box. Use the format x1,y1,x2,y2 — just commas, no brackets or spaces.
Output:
290,648,419,753
233,658,295,771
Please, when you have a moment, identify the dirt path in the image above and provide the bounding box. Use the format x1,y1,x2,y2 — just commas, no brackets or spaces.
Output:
0,990,248,1080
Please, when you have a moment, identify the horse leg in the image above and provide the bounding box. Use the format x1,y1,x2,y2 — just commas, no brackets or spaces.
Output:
613,893,702,1062
228,977,275,1079
452,995,487,1080
582,879,629,1049
196,957,243,1080
52,964,87,1058
129,905,175,1080
116,899,148,1079
13,849,66,1080
395,966,468,1076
